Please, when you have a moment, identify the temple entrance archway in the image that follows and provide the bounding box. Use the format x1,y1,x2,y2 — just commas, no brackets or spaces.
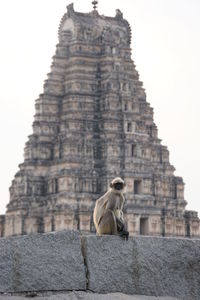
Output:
140,217,148,235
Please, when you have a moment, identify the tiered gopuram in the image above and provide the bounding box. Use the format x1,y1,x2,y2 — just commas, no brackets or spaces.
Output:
1,3,199,237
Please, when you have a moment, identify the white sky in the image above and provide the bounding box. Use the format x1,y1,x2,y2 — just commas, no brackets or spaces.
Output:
0,0,199,215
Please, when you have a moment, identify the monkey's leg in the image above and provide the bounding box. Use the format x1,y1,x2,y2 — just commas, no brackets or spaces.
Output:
118,230,129,240
116,216,125,232
116,217,129,240
98,210,117,235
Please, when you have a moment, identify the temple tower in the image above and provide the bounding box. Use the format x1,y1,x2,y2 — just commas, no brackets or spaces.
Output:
3,3,200,237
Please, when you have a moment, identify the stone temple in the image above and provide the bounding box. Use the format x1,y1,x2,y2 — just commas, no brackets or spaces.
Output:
1,2,199,238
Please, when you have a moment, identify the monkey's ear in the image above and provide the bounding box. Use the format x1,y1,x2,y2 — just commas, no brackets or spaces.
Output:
110,183,113,188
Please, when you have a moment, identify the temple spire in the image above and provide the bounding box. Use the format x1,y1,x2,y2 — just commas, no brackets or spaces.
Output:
92,0,98,10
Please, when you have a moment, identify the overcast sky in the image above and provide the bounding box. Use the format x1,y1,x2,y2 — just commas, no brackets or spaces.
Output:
0,0,199,215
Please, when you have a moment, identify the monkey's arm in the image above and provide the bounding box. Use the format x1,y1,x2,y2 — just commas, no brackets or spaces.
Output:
118,194,125,209
116,216,125,231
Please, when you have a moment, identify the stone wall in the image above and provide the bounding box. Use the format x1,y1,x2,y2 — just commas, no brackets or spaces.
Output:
0,215,5,237
0,230,199,300
0,292,179,300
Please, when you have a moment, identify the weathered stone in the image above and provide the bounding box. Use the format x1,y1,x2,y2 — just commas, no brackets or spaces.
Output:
0,231,86,293
0,232,199,299
84,235,200,300
0,292,178,300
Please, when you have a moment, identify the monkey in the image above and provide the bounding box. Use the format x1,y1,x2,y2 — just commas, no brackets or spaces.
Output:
93,177,129,239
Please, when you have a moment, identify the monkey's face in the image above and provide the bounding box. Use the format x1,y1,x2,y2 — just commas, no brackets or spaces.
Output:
110,177,125,192
113,182,124,191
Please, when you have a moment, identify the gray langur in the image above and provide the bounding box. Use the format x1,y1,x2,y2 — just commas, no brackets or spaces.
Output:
93,177,129,239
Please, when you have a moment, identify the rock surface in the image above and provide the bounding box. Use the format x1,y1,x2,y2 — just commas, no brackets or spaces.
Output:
84,235,200,300
0,292,178,300
0,231,86,292
0,231,199,299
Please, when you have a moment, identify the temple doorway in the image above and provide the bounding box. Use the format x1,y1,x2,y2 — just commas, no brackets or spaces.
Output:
140,217,148,235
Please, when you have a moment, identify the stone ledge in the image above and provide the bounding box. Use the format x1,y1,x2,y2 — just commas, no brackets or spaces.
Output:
0,231,86,292
83,235,200,299
0,292,178,300
0,231,199,300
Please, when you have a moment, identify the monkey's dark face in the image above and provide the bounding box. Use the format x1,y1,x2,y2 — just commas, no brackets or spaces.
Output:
113,182,124,191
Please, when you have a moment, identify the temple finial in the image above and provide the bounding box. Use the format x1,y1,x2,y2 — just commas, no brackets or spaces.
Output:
92,0,98,10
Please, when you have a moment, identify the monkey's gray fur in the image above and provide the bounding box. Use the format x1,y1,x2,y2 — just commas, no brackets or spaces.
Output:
93,177,129,239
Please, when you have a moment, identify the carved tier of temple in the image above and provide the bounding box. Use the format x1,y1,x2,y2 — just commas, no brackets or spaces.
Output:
1,3,199,237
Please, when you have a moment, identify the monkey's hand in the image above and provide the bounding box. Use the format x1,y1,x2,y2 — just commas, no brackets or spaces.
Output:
119,230,129,241
116,217,129,240
116,217,125,232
